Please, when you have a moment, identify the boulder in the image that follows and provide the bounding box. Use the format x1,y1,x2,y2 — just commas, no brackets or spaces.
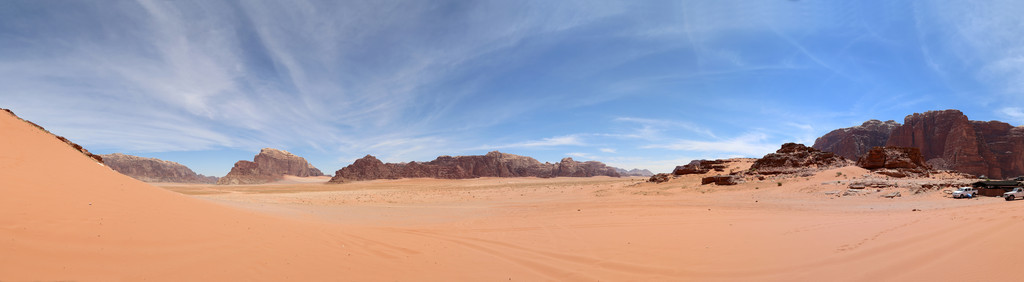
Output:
856,146,930,178
701,175,739,185
648,173,671,183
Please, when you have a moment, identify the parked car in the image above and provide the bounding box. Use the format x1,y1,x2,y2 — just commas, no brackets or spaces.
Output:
952,187,977,199
1005,187,1024,201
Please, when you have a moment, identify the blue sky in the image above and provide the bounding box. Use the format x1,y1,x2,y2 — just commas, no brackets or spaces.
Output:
4,1,1024,176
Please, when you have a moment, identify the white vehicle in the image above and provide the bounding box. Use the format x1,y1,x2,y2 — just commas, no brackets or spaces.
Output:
952,187,977,199
1005,187,1024,201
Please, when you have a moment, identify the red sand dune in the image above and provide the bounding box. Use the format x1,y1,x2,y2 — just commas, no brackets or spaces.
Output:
0,111,374,281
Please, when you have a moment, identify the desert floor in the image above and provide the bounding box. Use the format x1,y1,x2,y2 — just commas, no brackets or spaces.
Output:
157,167,1022,281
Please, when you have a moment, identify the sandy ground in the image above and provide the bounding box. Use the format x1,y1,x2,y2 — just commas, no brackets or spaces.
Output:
5,109,1024,281
162,166,1020,282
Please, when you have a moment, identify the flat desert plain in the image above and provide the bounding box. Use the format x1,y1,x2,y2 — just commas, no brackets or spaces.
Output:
161,168,1021,282
4,108,1024,281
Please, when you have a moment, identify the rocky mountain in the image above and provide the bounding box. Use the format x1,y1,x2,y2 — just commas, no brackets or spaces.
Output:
814,109,1024,179
749,143,852,175
329,151,621,183
101,153,217,184
856,146,930,178
616,168,654,177
812,119,900,160
218,148,324,185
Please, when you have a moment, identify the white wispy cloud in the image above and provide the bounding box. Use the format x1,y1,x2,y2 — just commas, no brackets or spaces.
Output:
473,135,585,150
565,152,594,159
643,132,777,157
1000,107,1024,124
0,0,625,158
614,117,717,138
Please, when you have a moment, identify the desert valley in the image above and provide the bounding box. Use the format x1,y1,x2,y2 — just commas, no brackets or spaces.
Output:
7,106,1024,281
6,2,1024,281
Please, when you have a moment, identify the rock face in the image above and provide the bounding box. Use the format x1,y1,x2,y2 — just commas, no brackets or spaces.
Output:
218,148,324,185
749,143,852,175
101,153,217,184
329,151,621,183
616,168,655,177
857,146,928,170
814,110,1024,179
885,110,989,176
812,119,900,160
856,146,930,178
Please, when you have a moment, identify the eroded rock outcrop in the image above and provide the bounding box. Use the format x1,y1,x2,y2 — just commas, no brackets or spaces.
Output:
749,143,852,175
218,148,324,185
856,146,930,178
101,153,217,184
814,109,1024,179
885,110,988,176
329,151,620,183
673,160,728,175
701,175,740,185
648,173,671,183
812,119,900,160
885,110,1021,178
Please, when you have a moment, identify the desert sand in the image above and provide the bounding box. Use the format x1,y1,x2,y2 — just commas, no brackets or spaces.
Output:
4,109,1024,281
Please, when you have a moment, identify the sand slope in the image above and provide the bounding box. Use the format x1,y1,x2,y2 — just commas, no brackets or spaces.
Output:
0,111,380,281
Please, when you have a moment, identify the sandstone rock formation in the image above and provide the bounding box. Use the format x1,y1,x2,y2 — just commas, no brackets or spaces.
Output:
701,175,740,185
812,119,900,160
329,151,620,183
749,143,852,175
616,168,655,177
218,148,324,185
815,109,1024,179
856,146,930,178
2,108,103,163
648,173,671,183
101,153,218,184
673,160,728,175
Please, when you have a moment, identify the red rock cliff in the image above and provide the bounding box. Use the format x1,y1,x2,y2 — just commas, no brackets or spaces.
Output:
885,110,993,177
814,109,1024,179
812,119,900,160
218,148,324,185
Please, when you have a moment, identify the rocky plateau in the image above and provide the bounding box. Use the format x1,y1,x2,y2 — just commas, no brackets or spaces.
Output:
329,151,621,183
